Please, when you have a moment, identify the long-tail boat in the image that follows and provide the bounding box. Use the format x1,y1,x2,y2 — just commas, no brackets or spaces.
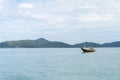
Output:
81,47,95,52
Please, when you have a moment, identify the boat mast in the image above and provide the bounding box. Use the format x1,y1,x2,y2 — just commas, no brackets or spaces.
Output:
83,44,86,48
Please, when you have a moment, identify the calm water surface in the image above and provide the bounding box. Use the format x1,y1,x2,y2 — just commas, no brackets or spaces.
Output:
0,48,120,80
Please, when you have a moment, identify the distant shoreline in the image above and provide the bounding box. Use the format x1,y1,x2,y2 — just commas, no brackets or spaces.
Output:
0,38,119,48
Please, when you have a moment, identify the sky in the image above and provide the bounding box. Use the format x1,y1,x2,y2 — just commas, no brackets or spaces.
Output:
0,0,120,44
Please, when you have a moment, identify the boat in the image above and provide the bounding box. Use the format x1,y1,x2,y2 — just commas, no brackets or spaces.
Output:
81,47,95,52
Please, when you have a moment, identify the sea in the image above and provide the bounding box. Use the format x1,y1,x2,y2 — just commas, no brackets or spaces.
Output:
0,48,120,80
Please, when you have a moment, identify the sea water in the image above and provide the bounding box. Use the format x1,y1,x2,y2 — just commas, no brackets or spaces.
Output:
0,48,119,80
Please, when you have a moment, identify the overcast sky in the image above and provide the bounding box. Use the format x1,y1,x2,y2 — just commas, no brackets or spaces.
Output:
0,0,120,44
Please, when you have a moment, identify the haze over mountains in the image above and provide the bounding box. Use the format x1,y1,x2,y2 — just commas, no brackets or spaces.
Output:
0,38,119,48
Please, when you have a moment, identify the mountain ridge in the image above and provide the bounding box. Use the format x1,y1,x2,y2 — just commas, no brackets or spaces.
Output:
0,38,119,48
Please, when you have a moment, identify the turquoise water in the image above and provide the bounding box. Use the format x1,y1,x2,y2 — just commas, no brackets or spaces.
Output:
0,48,120,80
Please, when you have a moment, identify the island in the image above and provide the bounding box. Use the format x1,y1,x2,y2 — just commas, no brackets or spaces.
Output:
0,38,119,48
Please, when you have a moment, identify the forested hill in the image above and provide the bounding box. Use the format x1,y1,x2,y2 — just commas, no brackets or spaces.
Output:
0,38,119,48
0,38,71,48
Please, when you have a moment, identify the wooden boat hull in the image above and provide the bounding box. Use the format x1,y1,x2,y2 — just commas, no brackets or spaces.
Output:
81,47,95,52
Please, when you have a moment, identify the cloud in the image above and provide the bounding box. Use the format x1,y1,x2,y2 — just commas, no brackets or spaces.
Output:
16,0,119,34
19,3,34,9
81,5,96,9
79,13,115,22
0,0,5,11
18,3,35,16
0,0,119,43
